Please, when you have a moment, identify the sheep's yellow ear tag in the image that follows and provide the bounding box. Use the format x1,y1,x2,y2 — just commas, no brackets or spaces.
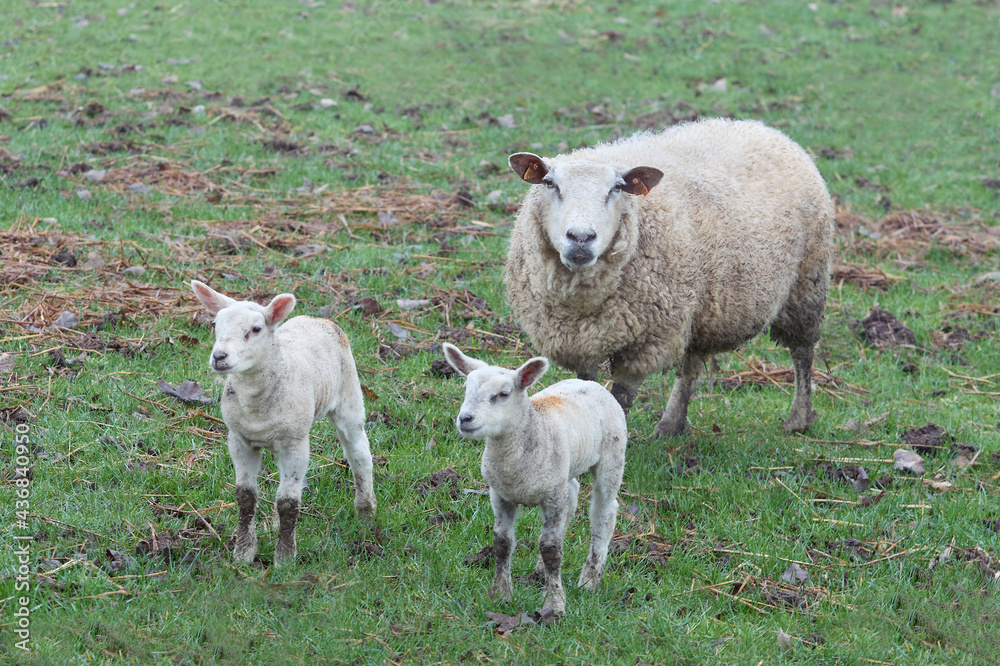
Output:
631,178,649,196
523,162,544,182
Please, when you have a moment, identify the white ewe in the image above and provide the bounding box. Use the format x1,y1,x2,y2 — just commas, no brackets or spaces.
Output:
191,281,376,565
442,343,627,614
504,118,834,437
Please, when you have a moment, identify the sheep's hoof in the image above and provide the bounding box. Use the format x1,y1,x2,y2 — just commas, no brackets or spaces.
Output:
577,564,603,591
489,577,513,603
783,408,818,433
233,545,257,564
274,544,297,566
541,592,566,615
355,495,377,520
652,417,691,439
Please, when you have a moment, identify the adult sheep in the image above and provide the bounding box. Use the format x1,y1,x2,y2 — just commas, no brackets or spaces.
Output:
504,118,834,438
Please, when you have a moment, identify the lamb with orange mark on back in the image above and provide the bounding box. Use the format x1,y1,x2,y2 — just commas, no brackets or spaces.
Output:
442,343,627,615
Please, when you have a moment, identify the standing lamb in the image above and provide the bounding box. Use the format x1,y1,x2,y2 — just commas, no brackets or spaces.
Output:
442,343,627,614
504,118,834,437
191,281,376,565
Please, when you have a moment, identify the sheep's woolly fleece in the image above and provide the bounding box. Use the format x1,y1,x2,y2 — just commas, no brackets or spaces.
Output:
504,118,834,434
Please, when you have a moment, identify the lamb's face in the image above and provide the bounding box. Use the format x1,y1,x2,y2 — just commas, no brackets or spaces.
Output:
209,304,272,374
455,368,520,440
508,153,664,272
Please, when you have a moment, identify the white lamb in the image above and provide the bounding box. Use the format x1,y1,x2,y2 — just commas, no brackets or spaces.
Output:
504,118,835,437
191,280,376,565
442,343,627,614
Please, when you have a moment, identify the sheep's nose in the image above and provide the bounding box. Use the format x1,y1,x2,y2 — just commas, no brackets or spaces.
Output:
212,351,228,363
566,230,597,245
458,413,474,426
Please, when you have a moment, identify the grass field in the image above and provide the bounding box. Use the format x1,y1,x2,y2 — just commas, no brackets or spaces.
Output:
1,0,999,663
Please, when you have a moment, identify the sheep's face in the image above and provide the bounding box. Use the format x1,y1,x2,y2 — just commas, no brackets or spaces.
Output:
209,304,274,374
509,153,664,271
442,343,549,440
190,281,296,376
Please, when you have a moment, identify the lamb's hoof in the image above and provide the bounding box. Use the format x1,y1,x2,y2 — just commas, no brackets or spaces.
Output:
653,418,691,439
577,564,603,591
355,496,377,521
233,546,257,564
274,545,297,566
489,578,513,603
541,592,566,615
783,408,818,433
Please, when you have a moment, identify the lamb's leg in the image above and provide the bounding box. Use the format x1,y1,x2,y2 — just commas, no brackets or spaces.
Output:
273,438,309,565
489,491,518,603
230,437,262,563
578,459,623,591
653,353,705,438
783,343,818,432
333,416,377,519
538,497,569,615
534,479,579,576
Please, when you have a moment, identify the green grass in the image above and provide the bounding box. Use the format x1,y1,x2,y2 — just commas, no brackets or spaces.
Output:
2,0,999,663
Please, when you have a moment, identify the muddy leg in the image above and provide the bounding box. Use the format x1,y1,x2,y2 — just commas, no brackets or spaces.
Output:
489,492,518,603
654,354,705,438
273,439,309,565
230,437,262,563
783,344,818,432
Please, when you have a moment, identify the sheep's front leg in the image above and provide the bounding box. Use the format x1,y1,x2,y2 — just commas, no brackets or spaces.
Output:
783,343,818,432
654,353,705,438
538,497,569,615
273,438,310,565
489,491,518,603
229,436,262,563
333,416,377,519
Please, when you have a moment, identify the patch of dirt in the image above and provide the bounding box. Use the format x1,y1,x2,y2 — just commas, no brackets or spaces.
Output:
417,467,467,499
428,358,460,378
851,308,916,348
901,423,950,454
832,264,901,291
462,545,494,567
609,531,674,566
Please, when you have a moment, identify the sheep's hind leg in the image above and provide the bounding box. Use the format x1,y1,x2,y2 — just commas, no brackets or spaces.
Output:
273,439,309,565
533,479,579,577
783,343,818,432
653,354,704,438
579,453,624,591
489,492,518,603
230,438,262,563
334,417,377,519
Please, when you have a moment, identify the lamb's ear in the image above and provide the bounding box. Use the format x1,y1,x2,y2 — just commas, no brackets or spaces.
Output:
191,280,236,315
620,166,664,196
515,357,549,391
442,343,487,377
264,294,296,327
509,153,548,184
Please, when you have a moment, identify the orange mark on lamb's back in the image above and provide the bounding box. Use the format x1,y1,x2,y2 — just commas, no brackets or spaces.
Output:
531,395,565,411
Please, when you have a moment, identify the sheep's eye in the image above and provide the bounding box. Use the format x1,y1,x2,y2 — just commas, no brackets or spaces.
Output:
544,179,557,190
251,326,262,334
491,390,510,404
612,182,624,193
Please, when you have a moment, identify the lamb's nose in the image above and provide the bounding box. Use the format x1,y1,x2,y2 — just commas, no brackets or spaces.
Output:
459,413,474,426
566,230,597,245
212,351,228,363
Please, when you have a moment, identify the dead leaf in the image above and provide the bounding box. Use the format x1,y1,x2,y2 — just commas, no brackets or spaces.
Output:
157,379,212,404
777,628,793,649
52,311,80,329
483,607,560,635
387,322,410,341
893,449,925,475
0,353,15,374
397,298,430,311
780,563,809,584
922,476,953,492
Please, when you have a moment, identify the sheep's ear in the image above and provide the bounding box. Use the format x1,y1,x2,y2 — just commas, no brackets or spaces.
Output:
620,166,664,196
442,343,487,377
264,294,296,327
509,153,548,184
191,280,236,315
515,357,549,391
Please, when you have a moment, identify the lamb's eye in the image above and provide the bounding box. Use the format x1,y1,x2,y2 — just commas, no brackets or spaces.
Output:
251,326,262,334
491,390,510,403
